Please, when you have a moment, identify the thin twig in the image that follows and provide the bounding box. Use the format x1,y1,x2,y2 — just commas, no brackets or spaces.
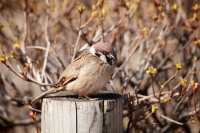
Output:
71,30,81,62
26,46,46,51
161,71,178,89
158,113,183,125
41,17,51,91
28,106,41,113
112,36,140,78
136,91,171,103
92,19,122,43
3,63,55,86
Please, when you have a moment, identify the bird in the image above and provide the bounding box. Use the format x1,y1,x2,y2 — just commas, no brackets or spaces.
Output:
31,37,116,104
57,41,116,95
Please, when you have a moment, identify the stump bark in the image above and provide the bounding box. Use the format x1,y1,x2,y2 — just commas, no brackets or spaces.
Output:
41,94,123,133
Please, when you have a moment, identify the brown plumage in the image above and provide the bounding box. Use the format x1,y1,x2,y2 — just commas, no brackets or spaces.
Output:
58,49,114,95
31,43,115,104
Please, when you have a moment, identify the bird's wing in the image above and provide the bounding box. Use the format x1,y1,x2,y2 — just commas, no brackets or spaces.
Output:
57,51,93,86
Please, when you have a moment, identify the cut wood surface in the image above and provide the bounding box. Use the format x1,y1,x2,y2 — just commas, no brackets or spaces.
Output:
41,94,123,133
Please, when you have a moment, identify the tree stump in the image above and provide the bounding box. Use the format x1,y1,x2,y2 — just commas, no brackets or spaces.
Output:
41,93,123,133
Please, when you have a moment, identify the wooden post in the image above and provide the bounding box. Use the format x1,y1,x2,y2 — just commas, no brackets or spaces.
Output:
41,94,123,133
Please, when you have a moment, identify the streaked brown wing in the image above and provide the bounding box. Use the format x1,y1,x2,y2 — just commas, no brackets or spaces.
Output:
57,51,93,85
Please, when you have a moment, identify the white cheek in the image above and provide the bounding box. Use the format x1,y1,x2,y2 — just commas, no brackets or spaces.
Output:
89,47,96,55
100,55,107,63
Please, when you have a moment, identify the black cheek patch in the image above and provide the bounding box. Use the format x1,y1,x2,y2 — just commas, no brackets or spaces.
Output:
105,54,115,65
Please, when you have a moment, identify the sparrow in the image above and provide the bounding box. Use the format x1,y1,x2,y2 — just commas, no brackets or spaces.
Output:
57,41,116,95
31,39,116,104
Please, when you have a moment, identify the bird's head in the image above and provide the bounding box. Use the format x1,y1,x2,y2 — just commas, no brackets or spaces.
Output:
80,29,118,65
91,41,116,65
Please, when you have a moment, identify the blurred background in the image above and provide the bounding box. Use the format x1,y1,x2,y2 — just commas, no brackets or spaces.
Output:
0,0,200,132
